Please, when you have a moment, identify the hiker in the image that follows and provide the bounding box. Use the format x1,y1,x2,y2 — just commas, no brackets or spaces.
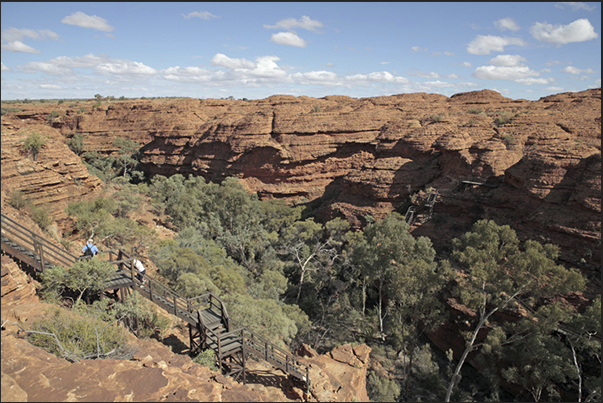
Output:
133,258,146,283
81,238,99,257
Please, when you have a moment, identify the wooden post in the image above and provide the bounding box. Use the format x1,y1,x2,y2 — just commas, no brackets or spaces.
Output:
173,294,177,316
242,329,246,385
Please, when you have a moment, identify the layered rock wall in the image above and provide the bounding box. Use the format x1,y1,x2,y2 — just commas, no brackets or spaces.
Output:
1,89,600,267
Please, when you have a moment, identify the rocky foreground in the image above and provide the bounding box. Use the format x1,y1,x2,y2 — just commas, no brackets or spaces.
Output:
1,254,370,402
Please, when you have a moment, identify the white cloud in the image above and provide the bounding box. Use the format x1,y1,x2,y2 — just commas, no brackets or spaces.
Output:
514,77,554,85
18,54,156,77
562,66,596,74
530,18,598,45
96,60,156,76
1,27,60,53
210,53,256,69
40,84,62,89
489,54,528,67
461,61,473,68
467,35,526,55
1,40,40,54
409,70,442,78
61,11,115,32
264,15,323,33
411,46,428,52
346,71,408,83
162,66,211,82
555,2,596,11
270,32,307,48
1,62,9,71
472,65,541,81
444,51,455,56
182,11,218,20
494,17,520,31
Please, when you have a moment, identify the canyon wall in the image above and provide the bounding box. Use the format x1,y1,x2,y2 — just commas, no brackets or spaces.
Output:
2,89,600,271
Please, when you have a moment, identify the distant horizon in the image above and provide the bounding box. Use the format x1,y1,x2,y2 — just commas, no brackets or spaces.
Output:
2,86,600,103
2,2,600,101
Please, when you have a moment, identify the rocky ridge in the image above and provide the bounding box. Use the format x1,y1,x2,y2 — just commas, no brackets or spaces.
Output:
2,89,600,269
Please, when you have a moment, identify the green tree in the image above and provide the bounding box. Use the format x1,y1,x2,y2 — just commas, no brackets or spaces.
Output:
21,131,47,161
444,220,586,402
564,297,601,402
367,371,401,402
40,259,115,306
279,218,339,304
501,332,575,402
66,197,117,239
111,137,141,180
67,133,85,155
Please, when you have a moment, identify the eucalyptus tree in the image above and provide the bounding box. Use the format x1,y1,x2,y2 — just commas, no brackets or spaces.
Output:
444,219,586,402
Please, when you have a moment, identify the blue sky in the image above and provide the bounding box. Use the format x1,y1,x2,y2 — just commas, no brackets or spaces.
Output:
1,2,600,101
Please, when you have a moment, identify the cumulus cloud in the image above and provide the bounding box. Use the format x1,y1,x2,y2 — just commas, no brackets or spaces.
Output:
61,11,115,32
562,66,596,74
1,27,60,53
411,46,428,52
489,54,528,67
270,32,307,48
264,15,323,32
18,54,156,76
530,18,598,45
467,35,526,55
182,11,218,20
494,17,520,31
211,53,256,69
472,65,545,83
1,62,9,71
1,40,40,54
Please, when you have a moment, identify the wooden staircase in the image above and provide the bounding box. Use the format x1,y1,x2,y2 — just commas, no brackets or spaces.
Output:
1,212,310,392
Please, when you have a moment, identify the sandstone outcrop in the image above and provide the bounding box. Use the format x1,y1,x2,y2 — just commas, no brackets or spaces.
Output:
1,254,370,402
2,90,599,273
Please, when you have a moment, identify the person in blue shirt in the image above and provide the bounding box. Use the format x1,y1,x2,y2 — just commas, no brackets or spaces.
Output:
82,238,99,257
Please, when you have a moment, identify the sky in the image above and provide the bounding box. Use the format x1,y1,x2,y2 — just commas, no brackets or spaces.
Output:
1,2,601,101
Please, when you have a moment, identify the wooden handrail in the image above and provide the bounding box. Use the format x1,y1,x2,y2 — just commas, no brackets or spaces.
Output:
2,212,310,390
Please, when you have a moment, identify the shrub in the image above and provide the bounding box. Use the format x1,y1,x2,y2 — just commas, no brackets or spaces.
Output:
494,113,513,126
21,131,47,161
367,371,401,402
192,348,218,371
467,108,483,114
27,307,131,361
30,204,52,230
7,189,30,209
67,133,85,155
501,134,517,149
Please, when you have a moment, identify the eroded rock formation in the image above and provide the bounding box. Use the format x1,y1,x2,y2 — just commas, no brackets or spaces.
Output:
2,89,599,271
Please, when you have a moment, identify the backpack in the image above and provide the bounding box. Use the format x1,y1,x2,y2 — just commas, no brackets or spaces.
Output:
83,245,94,257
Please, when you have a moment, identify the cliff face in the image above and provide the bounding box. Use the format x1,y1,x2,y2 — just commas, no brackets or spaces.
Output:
2,89,600,269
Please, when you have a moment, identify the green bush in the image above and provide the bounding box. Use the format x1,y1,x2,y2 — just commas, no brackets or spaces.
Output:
21,131,47,161
192,348,218,371
27,307,131,361
67,133,85,155
7,189,30,209
367,371,401,402
30,204,52,230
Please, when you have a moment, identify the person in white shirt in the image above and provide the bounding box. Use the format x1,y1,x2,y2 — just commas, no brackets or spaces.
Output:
132,259,146,283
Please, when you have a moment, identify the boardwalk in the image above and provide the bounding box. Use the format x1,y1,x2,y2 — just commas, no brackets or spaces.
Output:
1,212,310,391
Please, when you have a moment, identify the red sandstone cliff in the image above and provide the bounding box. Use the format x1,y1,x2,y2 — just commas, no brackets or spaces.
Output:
2,89,600,270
